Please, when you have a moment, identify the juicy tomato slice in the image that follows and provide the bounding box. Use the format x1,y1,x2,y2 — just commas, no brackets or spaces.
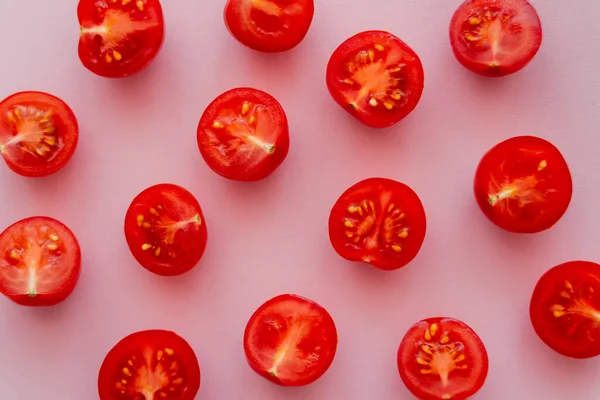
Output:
449,0,542,77
98,330,200,400
0,91,78,177
398,317,489,400
78,0,165,78
0,217,81,306
326,30,424,128
474,136,572,233
328,178,426,271
244,294,338,386
124,184,208,276
530,261,600,359
197,88,290,182
224,0,314,53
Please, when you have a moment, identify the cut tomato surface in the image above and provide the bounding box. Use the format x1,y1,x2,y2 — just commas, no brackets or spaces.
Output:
244,294,338,386
0,217,81,306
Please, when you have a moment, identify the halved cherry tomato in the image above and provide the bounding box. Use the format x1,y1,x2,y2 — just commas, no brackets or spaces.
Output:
530,261,600,359
329,178,426,270
224,0,314,53
449,0,542,77
78,0,165,78
98,330,200,400
398,317,489,400
244,294,338,386
124,184,208,276
0,217,81,306
197,88,290,181
474,136,572,233
0,91,78,177
326,30,424,128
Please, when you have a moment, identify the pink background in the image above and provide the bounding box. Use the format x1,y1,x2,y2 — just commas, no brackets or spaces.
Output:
1,0,600,399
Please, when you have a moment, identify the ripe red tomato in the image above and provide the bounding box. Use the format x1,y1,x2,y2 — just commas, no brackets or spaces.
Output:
449,0,542,77
244,294,338,386
329,178,426,271
397,317,489,400
124,184,208,276
98,330,200,400
530,261,600,359
0,217,81,306
197,88,290,181
474,136,572,233
78,0,165,78
326,30,424,128
0,91,78,177
224,0,314,53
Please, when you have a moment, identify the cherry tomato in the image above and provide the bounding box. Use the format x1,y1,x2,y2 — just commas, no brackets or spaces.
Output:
197,88,290,182
244,294,338,386
329,178,426,271
530,261,600,359
474,136,572,233
0,217,81,306
449,0,542,77
397,317,489,400
78,0,165,78
0,91,78,177
98,330,200,400
124,184,208,276
224,0,314,53
326,30,424,128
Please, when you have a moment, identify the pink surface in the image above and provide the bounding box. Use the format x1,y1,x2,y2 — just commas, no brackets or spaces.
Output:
0,0,600,399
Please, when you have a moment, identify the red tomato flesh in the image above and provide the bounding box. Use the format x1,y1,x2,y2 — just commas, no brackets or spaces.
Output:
124,184,208,276
0,91,78,177
78,0,165,78
197,88,290,181
0,217,81,306
326,30,424,128
244,294,338,386
398,317,489,400
98,330,200,400
329,178,426,270
449,0,542,77
530,261,600,359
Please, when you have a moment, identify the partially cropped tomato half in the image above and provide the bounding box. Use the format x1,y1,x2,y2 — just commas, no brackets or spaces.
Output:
530,261,600,359
474,136,572,233
449,0,542,77
197,88,290,182
124,184,208,276
244,294,338,386
0,91,78,177
398,317,489,400
329,178,426,271
326,30,424,128
224,0,314,53
98,330,200,400
0,217,81,306
78,0,165,78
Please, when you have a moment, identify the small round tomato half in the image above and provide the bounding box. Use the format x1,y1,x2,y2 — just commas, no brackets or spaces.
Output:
244,294,338,386
0,217,81,306
224,0,314,53
474,136,572,233
98,330,200,400
197,88,290,182
0,91,78,177
326,30,424,128
329,178,426,271
398,317,489,400
449,0,542,77
78,0,165,78
530,261,600,359
124,184,208,276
